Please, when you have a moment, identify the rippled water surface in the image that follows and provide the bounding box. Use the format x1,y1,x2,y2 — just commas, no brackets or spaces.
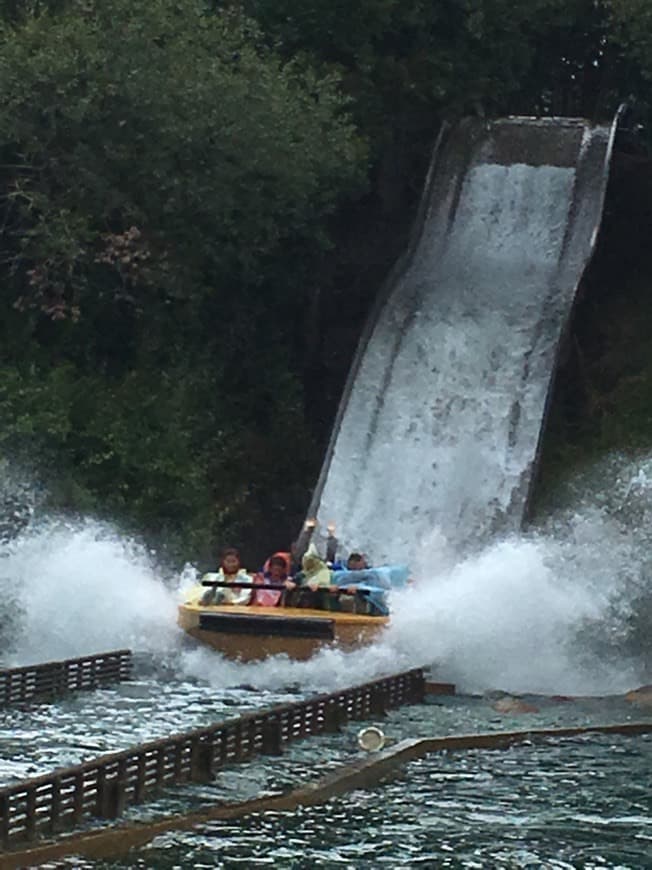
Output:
0,661,308,785
2,660,650,869
52,733,652,869
2,659,648,791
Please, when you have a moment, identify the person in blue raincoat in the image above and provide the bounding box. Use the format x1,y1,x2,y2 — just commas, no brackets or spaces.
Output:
331,560,411,616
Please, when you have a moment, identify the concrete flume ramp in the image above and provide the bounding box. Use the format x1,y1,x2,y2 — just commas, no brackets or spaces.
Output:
310,115,620,563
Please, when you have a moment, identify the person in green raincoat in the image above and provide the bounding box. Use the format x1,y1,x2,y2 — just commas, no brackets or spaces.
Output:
285,543,335,609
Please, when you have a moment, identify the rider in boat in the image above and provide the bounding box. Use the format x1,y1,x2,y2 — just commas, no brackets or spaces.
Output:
289,518,317,575
198,548,253,606
328,543,411,616
346,552,368,571
251,552,294,606
244,519,410,616
285,543,335,609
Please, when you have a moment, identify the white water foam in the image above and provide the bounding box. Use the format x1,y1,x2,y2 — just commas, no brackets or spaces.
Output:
179,455,651,696
1,454,649,696
0,520,179,666
177,534,642,698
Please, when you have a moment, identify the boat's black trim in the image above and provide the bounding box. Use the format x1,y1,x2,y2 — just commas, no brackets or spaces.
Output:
198,613,335,640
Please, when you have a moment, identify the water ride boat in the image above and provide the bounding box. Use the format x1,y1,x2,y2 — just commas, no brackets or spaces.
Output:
177,598,389,662
178,563,409,661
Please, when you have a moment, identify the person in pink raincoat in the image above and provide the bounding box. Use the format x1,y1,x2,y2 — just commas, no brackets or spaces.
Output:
251,552,294,606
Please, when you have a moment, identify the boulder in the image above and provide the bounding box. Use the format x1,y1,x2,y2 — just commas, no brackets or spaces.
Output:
624,685,652,708
491,695,539,714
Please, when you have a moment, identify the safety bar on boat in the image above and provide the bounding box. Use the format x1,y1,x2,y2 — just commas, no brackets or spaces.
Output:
0,667,425,850
200,580,367,595
202,580,296,589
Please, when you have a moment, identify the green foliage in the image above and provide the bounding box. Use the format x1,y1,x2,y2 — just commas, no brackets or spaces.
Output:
534,269,652,509
0,0,365,344
0,0,363,563
237,0,639,153
611,0,652,75
0,359,319,562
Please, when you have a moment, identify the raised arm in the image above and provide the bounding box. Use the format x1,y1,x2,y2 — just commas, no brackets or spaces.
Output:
291,518,317,569
325,522,338,564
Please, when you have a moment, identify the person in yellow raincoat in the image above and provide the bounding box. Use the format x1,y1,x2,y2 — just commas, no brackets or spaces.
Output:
285,543,335,609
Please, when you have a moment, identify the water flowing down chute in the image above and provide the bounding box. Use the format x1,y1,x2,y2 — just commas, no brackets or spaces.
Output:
310,114,621,563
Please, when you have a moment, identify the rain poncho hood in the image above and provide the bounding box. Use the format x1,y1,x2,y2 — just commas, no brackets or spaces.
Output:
301,543,332,588
253,551,292,606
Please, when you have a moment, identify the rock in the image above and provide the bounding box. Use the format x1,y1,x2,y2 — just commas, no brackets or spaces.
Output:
624,685,652,707
491,695,539,714
483,689,510,701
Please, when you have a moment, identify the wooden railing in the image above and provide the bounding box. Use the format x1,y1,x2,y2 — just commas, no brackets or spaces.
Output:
0,650,132,706
0,667,424,849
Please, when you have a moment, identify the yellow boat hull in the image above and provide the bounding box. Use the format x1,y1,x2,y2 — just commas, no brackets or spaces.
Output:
177,602,389,661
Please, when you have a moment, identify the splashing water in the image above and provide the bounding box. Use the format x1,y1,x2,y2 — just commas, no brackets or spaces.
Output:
0,519,179,666
178,538,642,698
179,455,651,696
0,453,649,695
386,536,637,696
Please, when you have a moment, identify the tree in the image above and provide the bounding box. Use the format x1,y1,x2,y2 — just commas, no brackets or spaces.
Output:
0,0,365,561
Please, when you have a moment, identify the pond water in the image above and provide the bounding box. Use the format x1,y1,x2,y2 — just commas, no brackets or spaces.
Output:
2,669,650,868
120,735,651,869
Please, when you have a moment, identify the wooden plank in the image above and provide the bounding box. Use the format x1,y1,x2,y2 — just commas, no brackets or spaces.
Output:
49,781,61,834
173,742,184,781
0,794,10,849
72,772,85,824
424,681,456,695
133,754,147,803
24,792,36,842
155,748,167,789
112,760,128,819
0,651,132,706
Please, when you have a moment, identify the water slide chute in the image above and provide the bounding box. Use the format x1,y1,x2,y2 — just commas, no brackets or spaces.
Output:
308,113,623,563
